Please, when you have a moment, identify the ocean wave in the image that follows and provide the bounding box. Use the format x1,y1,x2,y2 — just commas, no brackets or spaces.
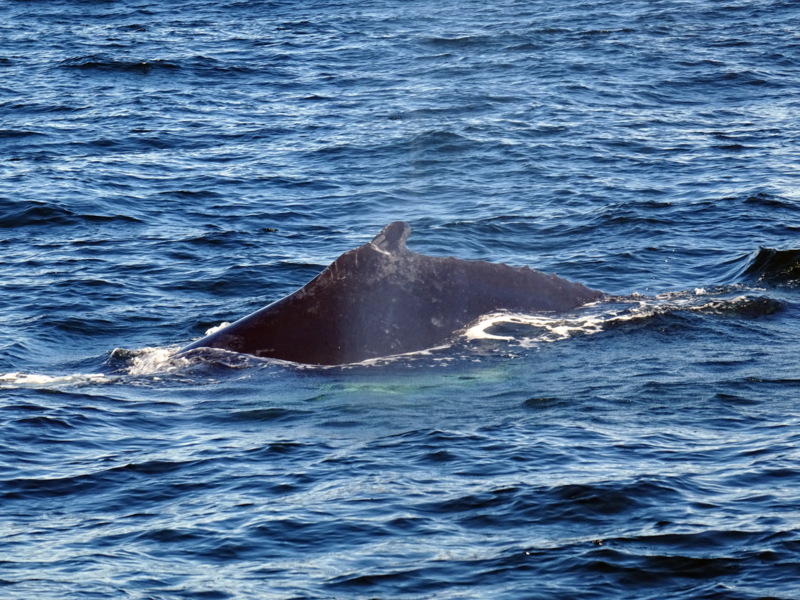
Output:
57,53,285,79
0,129,47,140
1,456,204,501
58,55,180,74
0,199,141,228
740,247,800,287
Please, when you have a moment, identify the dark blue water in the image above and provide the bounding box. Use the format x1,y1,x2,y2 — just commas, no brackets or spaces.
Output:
2,1,800,598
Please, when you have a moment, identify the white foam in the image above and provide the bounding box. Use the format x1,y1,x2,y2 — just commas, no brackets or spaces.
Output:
463,308,610,346
115,346,190,376
458,291,728,349
0,371,107,388
204,322,231,336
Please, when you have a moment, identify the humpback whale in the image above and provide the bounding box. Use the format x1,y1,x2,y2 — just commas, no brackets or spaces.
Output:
179,222,603,365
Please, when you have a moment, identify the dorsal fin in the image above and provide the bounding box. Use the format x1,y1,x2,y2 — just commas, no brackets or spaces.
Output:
370,221,410,254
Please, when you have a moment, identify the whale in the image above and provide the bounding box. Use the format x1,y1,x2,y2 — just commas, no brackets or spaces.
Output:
179,221,603,365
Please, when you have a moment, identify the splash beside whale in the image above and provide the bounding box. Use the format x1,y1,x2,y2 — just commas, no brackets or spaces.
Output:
179,222,604,365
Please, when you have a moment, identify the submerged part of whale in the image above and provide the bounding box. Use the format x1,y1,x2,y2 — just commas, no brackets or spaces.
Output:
179,222,604,365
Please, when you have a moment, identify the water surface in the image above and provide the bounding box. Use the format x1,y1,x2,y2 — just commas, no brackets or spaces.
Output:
1,1,799,598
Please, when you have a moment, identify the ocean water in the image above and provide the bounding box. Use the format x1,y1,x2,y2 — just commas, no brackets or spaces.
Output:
2,0,800,598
